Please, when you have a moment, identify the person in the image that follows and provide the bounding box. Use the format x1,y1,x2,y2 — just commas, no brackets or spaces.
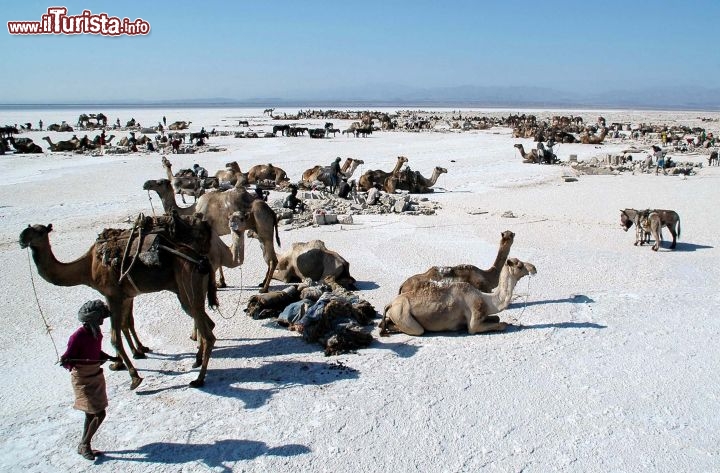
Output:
60,300,119,461
128,132,136,146
329,157,342,192
254,185,269,201
653,145,666,175
147,140,155,152
661,131,667,147
79,135,90,150
38,119,43,131
192,163,208,179
99,130,106,154
283,185,305,212
115,118,121,128
337,177,351,199
162,116,167,126
545,138,556,163
536,142,546,164
366,182,382,205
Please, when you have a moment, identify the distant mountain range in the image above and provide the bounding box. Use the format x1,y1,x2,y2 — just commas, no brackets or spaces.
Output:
2,85,719,110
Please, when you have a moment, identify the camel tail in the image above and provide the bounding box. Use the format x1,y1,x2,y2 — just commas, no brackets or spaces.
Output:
207,274,219,309
274,215,281,247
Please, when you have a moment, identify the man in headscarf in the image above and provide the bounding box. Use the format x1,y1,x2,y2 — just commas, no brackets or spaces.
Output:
60,300,119,461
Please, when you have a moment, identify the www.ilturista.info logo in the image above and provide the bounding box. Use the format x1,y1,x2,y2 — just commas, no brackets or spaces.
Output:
7,7,150,36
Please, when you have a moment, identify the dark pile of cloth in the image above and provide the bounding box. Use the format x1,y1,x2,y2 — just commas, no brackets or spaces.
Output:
244,283,377,355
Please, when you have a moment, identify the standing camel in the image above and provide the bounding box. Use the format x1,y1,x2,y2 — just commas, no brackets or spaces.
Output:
19,218,219,389
143,179,280,290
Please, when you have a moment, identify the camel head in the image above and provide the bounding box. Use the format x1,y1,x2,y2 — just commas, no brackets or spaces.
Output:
228,211,249,234
500,230,515,247
143,179,172,192
225,161,241,172
161,156,171,168
435,167,448,174
19,224,53,249
398,156,409,164
513,143,523,150
505,257,537,279
353,159,365,165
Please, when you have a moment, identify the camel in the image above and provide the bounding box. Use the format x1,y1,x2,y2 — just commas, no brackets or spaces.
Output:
228,209,279,293
513,144,538,163
386,166,447,193
215,161,248,186
168,121,191,131
143,179,280,290
10,137,43,154
246,163,289,185
301,158,365,188
19,218,219,389
43,136,80,152
399,231,515,294
580,127,608,145
272,240,357,290
161,156,204,204
358,156,408,191
381,258,537,336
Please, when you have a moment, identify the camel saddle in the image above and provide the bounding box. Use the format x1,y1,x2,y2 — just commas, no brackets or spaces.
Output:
95,212,211,270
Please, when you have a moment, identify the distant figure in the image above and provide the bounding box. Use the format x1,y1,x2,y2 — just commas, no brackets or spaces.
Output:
60,300,119,461
653,145,666,175
162,116,167,126
329,157,342,192
337,178,351,199
367,182,382,205
99,130,106,154
38,119,43,131
661,131,668,147
147,141,155,152
283,185,305,212
171,138,181,153
128,132,136,146
115,118,121,128
254,186,269,202
536,142,546,164
192,163,208,179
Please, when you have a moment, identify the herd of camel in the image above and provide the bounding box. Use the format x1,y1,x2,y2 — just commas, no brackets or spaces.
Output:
18,147,531,390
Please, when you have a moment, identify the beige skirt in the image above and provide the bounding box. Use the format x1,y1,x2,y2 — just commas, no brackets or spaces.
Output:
71,363,108,414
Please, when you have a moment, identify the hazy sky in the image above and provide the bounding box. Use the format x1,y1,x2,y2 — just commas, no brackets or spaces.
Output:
3,0,719,102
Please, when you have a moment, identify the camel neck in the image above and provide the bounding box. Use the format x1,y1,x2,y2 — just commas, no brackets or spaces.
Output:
489,266,518,313
30,241,92,287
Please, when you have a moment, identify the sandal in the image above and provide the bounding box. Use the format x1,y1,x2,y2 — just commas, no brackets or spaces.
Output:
77,443,95,461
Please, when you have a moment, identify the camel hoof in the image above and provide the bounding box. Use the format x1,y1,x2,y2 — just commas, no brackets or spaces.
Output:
140,346,152,353
132,352,147,360
189,335,197,342
217,281,227,289
192,360,202,369
109,362,126,371
189,379,204,388
130,377,143,390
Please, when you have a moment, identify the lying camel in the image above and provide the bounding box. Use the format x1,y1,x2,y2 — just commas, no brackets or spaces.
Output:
246,163,289,185
398,231,515,294
43,136,80,152
358,156,408,191
215,161,248,186
301,158,365,188
513,144,538,163
382,258,537,336
386,166,448,193
273,240,356,290
580,127,608,145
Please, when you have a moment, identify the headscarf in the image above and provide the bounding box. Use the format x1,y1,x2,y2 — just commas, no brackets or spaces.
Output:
78,299,111,339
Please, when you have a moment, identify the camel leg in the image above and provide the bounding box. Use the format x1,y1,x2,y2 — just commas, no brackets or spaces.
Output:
123,306,150,359
385,297,425,336
107,297,143,389
667,224,677,249
176,266,216,387
216,266,226,288
258,240,278,294
468,303,507,334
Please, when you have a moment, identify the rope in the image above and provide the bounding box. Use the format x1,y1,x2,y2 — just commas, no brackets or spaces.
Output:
26,249,61,361
213,235,254,320
147,190,156,217
509,275,532,326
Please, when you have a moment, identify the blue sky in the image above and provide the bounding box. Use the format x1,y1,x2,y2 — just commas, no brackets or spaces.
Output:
2,0,719,103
